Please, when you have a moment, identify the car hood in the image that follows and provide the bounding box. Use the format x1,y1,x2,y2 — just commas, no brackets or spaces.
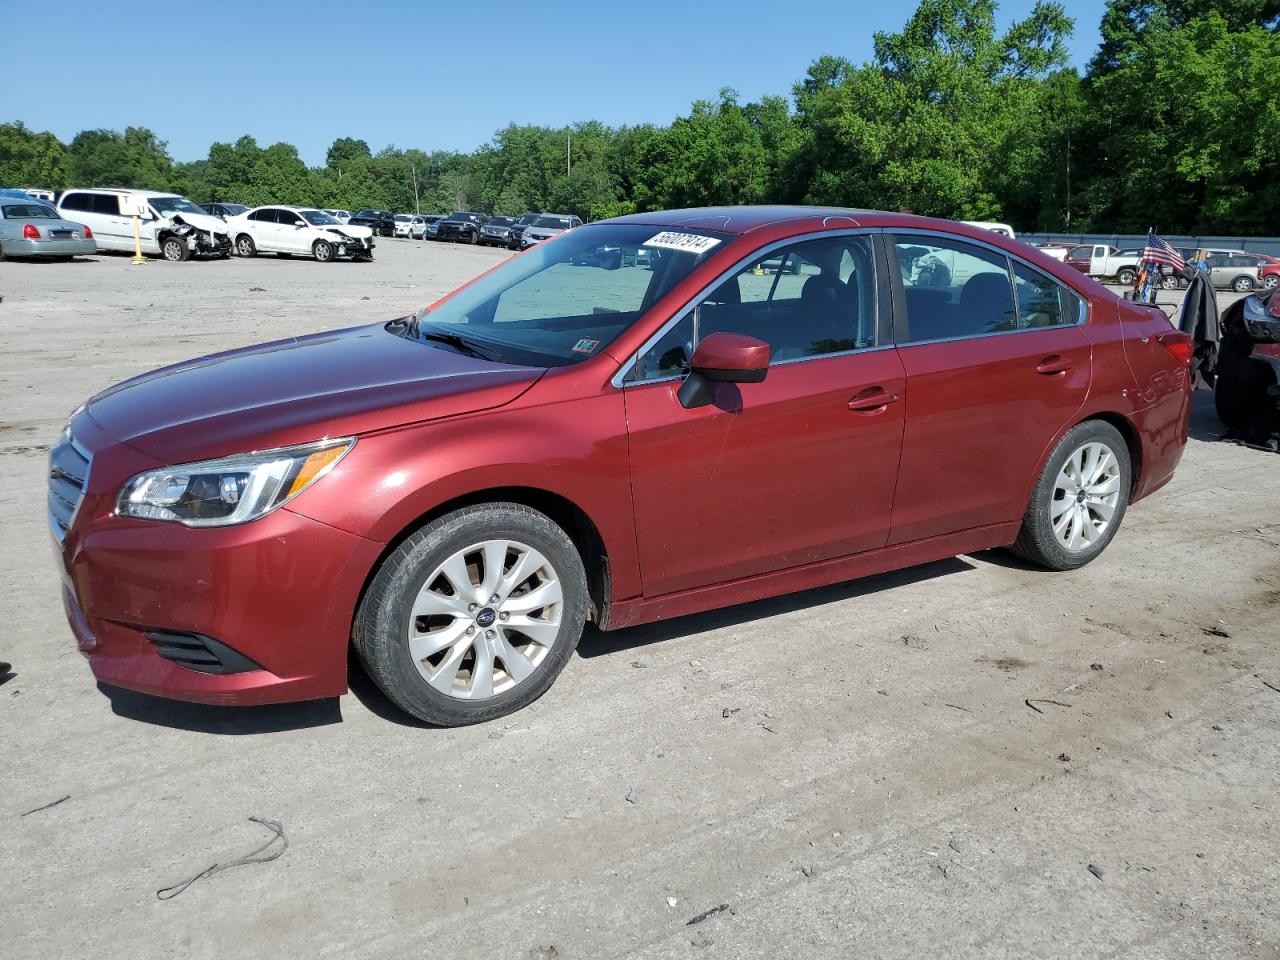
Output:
167,210,229,234
83,324,545,463
326,224,373,239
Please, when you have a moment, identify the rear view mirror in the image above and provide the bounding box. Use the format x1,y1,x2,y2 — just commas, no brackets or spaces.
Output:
677,332,770,409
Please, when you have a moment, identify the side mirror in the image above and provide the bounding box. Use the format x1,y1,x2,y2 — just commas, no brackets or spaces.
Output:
677,332,770,409
294,221,306,228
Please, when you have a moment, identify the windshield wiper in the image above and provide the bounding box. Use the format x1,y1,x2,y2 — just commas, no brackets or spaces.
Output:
415,326,501,361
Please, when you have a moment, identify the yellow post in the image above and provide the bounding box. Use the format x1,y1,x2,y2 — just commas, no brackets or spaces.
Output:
131,214,147,265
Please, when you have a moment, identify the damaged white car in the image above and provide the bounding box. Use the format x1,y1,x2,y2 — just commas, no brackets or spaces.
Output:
226,206,375,262
56,189,232,261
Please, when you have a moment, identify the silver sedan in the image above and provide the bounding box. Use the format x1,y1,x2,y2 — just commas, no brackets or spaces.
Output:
0,199,97,259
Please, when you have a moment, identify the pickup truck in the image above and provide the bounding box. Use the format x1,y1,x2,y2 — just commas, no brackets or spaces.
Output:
1064,244,1143,285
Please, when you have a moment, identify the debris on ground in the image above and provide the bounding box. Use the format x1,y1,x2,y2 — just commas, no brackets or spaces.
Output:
625,785,639,804
20,794,70,817
944,703,974,713
630,660,647,669
666,896,679,908
686,903,730,926
0,661,13,687
1057,753,1072,763
801,865,816,878
1025,698,1073,714
248,286,267,292
722,707,740,718
1087,864,1104,880
1090,662,1104,671
156,816,287,900
1202,626,1231,638
1258,677,1280,694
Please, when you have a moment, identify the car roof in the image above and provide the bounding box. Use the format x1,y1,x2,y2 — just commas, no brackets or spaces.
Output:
62,187,180,198
604,205,1041,238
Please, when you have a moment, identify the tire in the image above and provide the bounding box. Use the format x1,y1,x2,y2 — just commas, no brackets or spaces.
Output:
1011,420,1132,571
1160,274,1180,290
353,503,589,726
1115,267,1136,286
236,234,257,257
313,239,334,262
161,234,190,262
1231,275,1254,293
1264,275,1278,290
1214,375,1252,428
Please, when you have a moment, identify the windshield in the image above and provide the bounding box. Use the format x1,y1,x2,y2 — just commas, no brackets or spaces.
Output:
487,217,515,226
533,216,572,229
516,213,538,226
395,214,411,222
405,223,728,367
3,202,59,219
302,210,339,225
355,209,378,217
149,195,206,218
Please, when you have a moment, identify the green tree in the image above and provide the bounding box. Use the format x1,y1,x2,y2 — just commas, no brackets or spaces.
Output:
0,122,67,188
65,126,173,189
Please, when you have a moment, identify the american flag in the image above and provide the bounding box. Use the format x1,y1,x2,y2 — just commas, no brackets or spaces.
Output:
1141,228,1186,271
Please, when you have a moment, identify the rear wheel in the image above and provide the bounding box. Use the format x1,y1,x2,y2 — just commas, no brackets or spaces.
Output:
1232,275,1255,293
313,239,334,262
354,503,588,726
1012,420,1131,571
1263,275,1278,290
236,234,257,257
161,235,190,262
1160,274,1180,290
1115,267,1137,286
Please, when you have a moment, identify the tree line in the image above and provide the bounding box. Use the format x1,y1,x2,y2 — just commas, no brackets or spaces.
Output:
2,0,1277,234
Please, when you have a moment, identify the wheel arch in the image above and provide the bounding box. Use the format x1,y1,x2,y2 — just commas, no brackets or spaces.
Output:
352,485,614,637
1080,411,1143,496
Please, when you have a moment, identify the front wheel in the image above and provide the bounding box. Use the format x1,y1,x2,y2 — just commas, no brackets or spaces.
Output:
354,503,589,726
1160,274,1180,290
161,235,190,262
1232,275,1255,293
236,234,257,257
1011,421,1131,571
313,239,334,262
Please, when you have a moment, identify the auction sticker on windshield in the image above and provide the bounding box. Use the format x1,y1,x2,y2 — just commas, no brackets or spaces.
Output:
643,232,722,255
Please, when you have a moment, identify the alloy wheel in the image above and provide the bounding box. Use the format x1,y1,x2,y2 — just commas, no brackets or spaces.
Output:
406,539,563,700
1050,441,1121,551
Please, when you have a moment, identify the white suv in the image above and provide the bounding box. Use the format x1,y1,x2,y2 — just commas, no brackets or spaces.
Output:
225,206,375,262
56,188,231,261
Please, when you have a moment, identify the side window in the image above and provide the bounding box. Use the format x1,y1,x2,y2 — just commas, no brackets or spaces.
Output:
249,208,271,222
93,194,121,215
60,192,90,212
632,235,877,379
892,236,1015,342
1012,263,1070,329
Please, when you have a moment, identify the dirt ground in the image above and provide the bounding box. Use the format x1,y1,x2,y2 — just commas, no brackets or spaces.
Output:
2,241,1278,960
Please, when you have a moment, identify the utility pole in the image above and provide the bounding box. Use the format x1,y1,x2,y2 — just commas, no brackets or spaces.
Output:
411,162,420,215
567,132,571,177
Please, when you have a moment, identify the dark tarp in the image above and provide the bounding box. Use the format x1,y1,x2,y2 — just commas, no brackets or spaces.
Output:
1176,268,1219,389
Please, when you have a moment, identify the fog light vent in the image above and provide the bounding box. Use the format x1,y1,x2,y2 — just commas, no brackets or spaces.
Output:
146,630,262,675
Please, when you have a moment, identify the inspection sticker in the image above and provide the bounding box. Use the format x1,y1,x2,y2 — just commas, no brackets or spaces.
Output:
643,231,722,255
572,338,601,354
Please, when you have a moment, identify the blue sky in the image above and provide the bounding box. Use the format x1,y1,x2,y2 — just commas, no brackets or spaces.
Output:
7,0,1108,165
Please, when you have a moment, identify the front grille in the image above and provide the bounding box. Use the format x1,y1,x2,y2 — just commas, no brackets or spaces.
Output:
147,630,262,674
48,432,91,542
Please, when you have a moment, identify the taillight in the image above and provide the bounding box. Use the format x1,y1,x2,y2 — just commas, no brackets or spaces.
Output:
22,224,40,240
1159,335,1193,366
83,225,94,238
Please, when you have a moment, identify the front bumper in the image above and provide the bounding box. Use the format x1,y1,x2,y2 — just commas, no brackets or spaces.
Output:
192,231,231,256
479,230,511,245
439,228,476,242
53,419,383,705
5,237,97,257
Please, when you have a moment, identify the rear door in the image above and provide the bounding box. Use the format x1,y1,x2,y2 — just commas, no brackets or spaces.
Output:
886,233,1092,544
624,233,906,596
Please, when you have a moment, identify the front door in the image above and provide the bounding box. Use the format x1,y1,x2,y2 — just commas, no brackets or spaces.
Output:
886,234,1092,544
624,234,906,597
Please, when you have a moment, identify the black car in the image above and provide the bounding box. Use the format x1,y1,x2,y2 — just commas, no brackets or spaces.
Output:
478,215,518,247
436,212,488,244
507,212,540,250
349,209,396,237
200,202,250,220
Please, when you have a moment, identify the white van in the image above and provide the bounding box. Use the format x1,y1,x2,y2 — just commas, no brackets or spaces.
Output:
962,220,1017,239
56,188,231,261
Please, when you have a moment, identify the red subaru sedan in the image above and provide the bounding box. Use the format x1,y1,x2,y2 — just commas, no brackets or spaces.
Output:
50,207,1192,725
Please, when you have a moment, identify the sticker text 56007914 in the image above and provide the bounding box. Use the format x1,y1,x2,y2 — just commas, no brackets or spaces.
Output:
643,232,723,255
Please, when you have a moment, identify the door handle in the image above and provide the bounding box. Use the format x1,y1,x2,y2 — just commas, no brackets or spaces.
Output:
847,388,899,412
1036,355,1073,376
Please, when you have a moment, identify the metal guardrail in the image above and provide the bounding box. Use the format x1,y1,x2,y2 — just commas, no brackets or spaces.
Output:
1020,233,1280,257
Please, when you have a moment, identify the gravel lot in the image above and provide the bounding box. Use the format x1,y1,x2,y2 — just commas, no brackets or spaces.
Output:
2,241,1278,960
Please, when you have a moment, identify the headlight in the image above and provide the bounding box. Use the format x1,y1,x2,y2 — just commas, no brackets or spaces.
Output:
116,438,354,527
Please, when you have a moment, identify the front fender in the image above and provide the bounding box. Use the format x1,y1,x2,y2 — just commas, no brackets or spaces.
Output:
286,390,642,601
